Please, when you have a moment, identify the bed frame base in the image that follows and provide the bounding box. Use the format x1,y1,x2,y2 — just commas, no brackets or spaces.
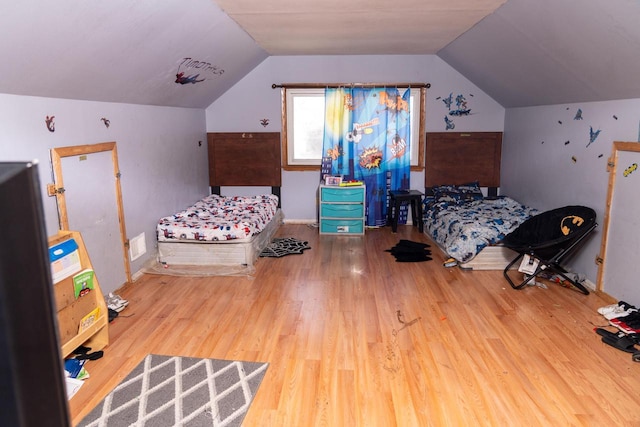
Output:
429,235,519,271
458,246,519,271
157,210,283,267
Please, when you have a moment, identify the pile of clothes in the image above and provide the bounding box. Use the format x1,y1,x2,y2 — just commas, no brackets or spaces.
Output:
385,239,432,262
595,300,640,362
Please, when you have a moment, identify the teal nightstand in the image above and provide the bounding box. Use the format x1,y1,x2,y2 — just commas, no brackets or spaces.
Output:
319,185,366,235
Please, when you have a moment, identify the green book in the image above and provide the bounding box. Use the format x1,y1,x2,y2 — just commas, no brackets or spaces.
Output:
73,269,94,298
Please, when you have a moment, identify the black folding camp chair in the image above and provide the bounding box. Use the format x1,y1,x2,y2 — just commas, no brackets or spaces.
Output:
502,205,597,295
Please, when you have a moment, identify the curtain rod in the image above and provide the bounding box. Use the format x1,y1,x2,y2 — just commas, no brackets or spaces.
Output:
272,82,430,89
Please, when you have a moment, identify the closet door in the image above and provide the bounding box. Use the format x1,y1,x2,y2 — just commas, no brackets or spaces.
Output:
597,141,640,300
61,151,126,293
51,142,131,294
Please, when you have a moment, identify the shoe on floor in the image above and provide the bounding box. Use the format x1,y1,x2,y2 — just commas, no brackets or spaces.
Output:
598,302,638,320
443,257,457,268
106,292,128,313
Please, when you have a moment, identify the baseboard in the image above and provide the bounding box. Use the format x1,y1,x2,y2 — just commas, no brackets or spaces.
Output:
583,278,596,291
283,219,317,225
131,268,145,282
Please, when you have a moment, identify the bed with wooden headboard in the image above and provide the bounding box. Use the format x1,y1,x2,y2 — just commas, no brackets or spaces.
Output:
425,132,502,196
156,132,283,269
424,132,538,270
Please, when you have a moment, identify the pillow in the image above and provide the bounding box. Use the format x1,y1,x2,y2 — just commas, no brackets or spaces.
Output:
433,181,483,204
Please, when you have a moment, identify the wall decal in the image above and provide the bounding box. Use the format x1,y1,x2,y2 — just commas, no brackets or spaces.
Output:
572,156,577,163
558,120,563,125
565,140,570,145
440,92,473,130
175,73,205,85
260,118,269,127
444,116,455,130
175,57,224,85
587,126,601,147
623,163,638,177
45,115,55,132
613,115,618,120
443,93,471,116
598,154,604,158
100,117,110,128
574,108,583,120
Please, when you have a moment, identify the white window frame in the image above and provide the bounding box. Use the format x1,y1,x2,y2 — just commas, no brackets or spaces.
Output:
281,86,426,171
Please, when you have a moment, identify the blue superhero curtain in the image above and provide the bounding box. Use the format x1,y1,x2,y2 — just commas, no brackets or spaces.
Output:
321,87,411,227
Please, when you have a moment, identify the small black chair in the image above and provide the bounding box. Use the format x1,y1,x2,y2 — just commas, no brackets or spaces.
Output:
502,205,597,295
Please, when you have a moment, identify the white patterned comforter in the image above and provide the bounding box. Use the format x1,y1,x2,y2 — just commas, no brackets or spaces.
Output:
424,197,538,263
157,194,279,242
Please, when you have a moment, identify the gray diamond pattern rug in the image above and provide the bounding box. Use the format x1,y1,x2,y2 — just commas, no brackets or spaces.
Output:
259,237,311,258
78,354,268,427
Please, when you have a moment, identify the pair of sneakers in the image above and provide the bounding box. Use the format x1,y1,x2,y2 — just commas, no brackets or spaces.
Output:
597,301,637,320
106,292,129,313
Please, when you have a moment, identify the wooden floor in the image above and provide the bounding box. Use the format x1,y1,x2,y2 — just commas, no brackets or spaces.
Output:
69,224,640,426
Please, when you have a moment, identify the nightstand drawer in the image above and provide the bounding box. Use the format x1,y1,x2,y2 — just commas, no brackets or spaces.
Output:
321,187,365,203
320,219,364,234
320,203,364,218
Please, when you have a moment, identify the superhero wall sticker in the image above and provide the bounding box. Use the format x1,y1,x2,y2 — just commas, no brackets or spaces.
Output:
436,92,473,130
174,57,224,85
540,106,613,163
45,115,55,132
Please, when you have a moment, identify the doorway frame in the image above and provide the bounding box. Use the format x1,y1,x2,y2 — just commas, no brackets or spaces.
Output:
596,140,640,293
50,142,131,284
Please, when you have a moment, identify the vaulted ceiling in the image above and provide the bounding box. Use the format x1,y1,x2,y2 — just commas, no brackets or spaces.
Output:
212,0,508,55
0,0,638,109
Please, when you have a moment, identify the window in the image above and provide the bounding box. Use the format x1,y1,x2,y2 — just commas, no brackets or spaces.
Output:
281,86,426,171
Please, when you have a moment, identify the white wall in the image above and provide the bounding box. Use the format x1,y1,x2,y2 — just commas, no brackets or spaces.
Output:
206,55,505,221
0,93,208,293
502,98,640,297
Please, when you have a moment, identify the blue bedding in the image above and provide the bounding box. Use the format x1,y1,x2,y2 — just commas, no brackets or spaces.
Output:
423,197,538,263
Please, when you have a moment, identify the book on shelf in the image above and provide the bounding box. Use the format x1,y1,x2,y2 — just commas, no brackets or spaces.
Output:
49,238,81,283
78,307,100,333
73,268,95,298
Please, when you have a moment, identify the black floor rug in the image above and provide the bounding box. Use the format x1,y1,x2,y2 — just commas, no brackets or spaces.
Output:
386,239,432,262
259,237,311,258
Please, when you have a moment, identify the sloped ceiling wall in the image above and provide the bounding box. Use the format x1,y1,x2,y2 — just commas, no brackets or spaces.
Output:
0,0,268,108
438,0,640,107
0,0,638,109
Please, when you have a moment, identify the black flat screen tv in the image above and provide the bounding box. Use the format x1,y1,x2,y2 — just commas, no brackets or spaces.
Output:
0,162,70,426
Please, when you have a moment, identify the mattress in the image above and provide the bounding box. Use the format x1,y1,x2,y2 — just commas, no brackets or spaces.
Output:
156,209,284,268
423,196,538,264
157,194,279,242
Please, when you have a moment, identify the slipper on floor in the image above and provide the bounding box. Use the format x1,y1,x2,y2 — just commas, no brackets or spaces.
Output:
72,345,91,355
76,350,104,360
601,334,638,353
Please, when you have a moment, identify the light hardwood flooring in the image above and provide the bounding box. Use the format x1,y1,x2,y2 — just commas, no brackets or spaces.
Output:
69,224,640,426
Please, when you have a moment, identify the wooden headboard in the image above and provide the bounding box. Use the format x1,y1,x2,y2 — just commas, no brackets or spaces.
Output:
207,132,282,202
425,132,502,196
